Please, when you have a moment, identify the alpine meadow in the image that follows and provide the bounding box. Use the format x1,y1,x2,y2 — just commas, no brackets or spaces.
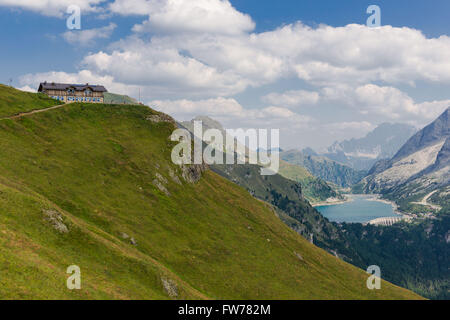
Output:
1,0,449,308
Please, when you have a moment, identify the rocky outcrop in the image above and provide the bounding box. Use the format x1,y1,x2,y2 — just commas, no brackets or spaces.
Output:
324,123,416,171
153,177,170,196
361,107,450,202
363,140,446,193
146,113,176,124
392,107,449,164
181,163,208,184
427,137,450,173
161,277,178,298
43,209,68,233
120,232,137,245
168,168,182,185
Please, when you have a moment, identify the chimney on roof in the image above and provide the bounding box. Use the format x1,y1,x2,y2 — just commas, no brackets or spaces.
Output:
44,81,47,84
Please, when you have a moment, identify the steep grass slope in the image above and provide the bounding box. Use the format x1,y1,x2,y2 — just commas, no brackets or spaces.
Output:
210,162,348,255
0,84,59,118
103,92,138,105
281,150,366,188
0,88,421,299
278,161,342,204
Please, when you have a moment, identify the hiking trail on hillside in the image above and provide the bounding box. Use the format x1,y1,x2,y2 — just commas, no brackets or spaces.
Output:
1,103,67,120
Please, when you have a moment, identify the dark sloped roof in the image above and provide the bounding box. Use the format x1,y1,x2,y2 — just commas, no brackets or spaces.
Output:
38,82,107,92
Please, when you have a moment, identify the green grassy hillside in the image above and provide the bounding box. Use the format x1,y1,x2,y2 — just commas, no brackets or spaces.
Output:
103,92,138,105
281,150,367,187
210,163,348,254
278,161,342,204
0,85,59,118
0,86,421,299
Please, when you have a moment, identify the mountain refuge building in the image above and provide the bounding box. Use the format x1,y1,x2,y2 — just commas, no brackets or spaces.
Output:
38,82,107,103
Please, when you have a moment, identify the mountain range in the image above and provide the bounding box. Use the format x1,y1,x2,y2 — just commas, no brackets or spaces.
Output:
2,84,448,299
181,116,342,204
0,84,420,300
180,114,450,299
323,123,417,170
181,111,450,299
281,150,366,188
359,107,450,213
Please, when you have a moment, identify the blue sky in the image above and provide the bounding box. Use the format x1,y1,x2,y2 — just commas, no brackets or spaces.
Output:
1,0,450,149
3,1,450,80
233,0,450,36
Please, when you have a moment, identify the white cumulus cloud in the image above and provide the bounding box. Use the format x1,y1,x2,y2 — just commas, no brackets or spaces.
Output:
62,23,116,46
110,0,255,35
262,90,319,108
0,0,105,17
321,83,450,124
13,2,450,143
150,97,312,129
81,37,250,97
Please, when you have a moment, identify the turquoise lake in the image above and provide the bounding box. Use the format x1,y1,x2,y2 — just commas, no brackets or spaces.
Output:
315,195,398,223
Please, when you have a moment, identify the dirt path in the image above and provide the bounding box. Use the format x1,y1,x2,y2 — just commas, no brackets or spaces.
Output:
1,103,67,120
412,190,442,211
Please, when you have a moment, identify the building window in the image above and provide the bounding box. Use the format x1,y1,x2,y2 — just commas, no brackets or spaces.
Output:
67,89,75,94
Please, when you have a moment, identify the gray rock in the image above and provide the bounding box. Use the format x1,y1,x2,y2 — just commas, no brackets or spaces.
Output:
153,179,170,196
294,252,304,261
168,168,182,185
181,164,208,184
161,277,178,298
43,209,68,233
155,172,168,184
146,114,175,124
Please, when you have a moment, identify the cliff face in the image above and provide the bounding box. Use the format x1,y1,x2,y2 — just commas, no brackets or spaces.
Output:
281,150,366,188
361,107,450,203
324,123,416,171
397,108,449,160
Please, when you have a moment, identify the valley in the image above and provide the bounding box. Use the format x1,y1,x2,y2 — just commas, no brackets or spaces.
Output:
2,0,450,306
180,109,449,299
0,85,422,300
0,85,448,300
315,194,400,224
309,108,449,299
